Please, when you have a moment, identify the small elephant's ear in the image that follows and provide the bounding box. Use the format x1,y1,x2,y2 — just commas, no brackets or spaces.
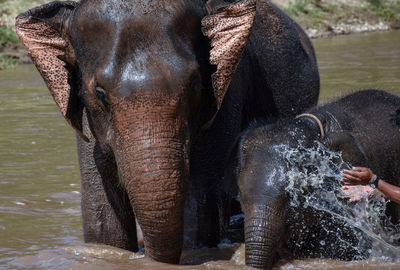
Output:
324,132,368,167
202,0,256,111
15,1,88,142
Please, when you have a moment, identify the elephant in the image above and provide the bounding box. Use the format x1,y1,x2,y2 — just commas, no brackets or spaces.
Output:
15,0,319,263
226,89,400,269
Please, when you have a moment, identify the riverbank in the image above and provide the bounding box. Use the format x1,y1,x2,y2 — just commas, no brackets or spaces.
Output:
0,0,48,69
0,0,400,69
274,0,400,38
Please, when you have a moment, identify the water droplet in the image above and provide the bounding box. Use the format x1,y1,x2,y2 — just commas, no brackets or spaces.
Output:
282,142,400,259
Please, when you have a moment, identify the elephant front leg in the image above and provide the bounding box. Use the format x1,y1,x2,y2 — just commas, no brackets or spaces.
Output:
76,118,138,252
184,181,220,248
184,149,229,248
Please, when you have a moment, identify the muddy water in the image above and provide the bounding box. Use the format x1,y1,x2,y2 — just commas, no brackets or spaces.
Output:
1,30,399,269
315,30,400,101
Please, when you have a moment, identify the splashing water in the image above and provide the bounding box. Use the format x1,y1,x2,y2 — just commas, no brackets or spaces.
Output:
275,142,400,261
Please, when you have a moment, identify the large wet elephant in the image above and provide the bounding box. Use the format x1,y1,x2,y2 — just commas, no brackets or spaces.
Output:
16,0,319,263
228,89,400,269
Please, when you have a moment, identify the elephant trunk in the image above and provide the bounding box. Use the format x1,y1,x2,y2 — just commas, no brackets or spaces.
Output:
245,203,286,269
112,105,190,263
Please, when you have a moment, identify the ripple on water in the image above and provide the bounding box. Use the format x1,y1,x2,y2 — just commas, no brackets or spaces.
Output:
7,243,400,270
8,244,249,270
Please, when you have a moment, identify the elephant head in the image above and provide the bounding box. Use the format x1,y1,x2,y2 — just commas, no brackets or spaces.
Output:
232,126,291,269
16,0,258,263
226,116,328,269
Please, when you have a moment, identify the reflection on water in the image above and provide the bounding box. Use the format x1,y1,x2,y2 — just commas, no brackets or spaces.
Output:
1,30,399,269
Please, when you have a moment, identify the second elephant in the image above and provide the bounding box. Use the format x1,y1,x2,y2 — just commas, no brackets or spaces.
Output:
228,89,400,269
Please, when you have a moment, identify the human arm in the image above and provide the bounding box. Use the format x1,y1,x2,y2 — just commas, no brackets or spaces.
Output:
341,167,400,205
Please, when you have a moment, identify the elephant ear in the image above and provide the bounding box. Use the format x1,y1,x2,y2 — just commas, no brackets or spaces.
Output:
324,131,368,167
202,0,256,111
15,1,88,142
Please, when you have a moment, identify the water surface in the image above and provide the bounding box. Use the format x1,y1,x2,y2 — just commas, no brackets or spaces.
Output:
1,30,400,269
314,30,400,100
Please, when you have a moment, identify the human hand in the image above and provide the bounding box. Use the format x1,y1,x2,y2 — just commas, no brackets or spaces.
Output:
341,185,374,202
341,167,375,186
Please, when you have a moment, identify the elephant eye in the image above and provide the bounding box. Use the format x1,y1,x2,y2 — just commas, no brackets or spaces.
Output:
95,86,110,109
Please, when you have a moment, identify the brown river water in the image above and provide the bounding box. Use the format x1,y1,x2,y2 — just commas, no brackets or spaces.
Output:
1,30,400,269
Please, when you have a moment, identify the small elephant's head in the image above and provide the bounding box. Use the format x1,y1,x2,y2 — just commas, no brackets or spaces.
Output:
231,125,289,269
16,0,258,263
229,118,337,269
227,119,318,269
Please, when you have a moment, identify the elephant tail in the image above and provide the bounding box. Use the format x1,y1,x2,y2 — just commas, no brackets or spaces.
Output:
391,108,400,128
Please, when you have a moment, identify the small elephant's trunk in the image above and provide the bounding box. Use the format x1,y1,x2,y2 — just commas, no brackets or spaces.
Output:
245,204,286,269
